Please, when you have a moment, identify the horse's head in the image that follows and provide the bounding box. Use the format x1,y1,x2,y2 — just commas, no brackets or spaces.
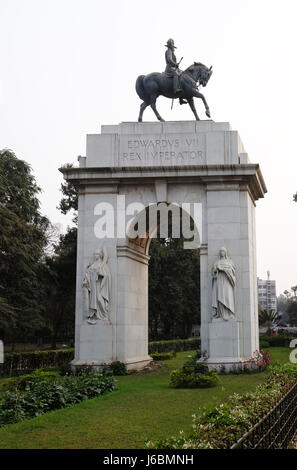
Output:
194,62,213,87
187,63,213,87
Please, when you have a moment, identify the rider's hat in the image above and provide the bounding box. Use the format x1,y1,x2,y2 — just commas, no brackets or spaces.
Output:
165,38,176,49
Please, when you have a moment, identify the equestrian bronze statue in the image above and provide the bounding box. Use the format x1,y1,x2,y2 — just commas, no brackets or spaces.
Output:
136,38,212,122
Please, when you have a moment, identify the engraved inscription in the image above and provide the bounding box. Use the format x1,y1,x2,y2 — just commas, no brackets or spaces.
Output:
119,134,205,165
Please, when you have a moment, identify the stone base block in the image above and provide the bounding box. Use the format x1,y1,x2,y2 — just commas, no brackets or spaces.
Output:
70,356,152,373
124,357,152,371
209,319,240,359
70,360,112,375
75,323,113,364
203,357,254,373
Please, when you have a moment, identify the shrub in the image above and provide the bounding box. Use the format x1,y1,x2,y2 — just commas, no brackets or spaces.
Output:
259,334,271,342
170,348,219,390
0,371,116,427
150,352,175,361
0,377,19,394
170,369,219,389
259,340,270,349
258,334,292,347
10,370,60,390
182,362,209,375
58,363,73,376
169,349,216,388
181,350,204,374
74,365,94,376
0,370,60,393
268,336,291,347
109,361,127,376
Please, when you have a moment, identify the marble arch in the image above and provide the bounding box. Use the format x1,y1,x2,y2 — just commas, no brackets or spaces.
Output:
60,121,267,371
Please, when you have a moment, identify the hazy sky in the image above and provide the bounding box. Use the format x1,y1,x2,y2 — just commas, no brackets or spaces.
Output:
1,0,297,294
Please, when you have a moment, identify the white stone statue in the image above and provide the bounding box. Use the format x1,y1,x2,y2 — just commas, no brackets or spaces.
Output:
211,247,235,321
82,246,111,325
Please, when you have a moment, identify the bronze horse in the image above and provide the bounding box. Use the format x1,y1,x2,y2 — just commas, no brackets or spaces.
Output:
136,62,212,122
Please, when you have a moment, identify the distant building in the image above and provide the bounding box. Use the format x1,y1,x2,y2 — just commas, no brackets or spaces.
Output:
257,271,277,312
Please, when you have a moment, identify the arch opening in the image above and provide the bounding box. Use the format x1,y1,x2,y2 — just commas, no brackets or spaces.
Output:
124,203,201,347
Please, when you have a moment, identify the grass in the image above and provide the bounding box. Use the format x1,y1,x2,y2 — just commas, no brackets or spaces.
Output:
0,347,292,449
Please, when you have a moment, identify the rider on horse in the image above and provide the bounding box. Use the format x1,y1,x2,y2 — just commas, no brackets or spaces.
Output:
164,38,187,104
164,39,182,93
135,40,212,122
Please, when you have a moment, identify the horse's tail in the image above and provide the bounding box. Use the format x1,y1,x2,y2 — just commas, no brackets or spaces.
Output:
135,75,150,103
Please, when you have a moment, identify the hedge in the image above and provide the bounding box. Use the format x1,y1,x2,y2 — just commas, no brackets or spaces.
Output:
0,370,60,393
150,352,175,361
0,349,74,376
148,338,200,354
259,335,292,348
0,338,201,376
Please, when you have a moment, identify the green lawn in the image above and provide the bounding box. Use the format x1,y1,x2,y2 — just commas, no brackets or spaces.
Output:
0,347,291,449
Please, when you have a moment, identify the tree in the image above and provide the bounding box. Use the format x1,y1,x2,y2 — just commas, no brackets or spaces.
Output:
0,149,49,340
42,227,77,348
277,287,297,326
284,286,297,326
0,286,16,336
259,309,280,334
291,285,297,298
148,237,200,340
44,222,62,257
57,164,78,224
277,293,291,315
287,301,297,326
36,170,79,347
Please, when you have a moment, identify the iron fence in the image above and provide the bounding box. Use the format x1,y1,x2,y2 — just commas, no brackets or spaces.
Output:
231,381,297,449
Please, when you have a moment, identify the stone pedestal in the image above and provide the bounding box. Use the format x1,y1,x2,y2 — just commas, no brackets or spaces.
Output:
209,319,240,358
60,121,267,371
204,319,244,372
71,324,113,367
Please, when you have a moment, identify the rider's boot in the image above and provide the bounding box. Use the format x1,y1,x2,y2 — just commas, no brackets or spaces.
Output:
173,76,182,94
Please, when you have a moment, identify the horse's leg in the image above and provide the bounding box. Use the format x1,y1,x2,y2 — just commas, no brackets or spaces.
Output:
150,96,165,122
192,90,211,118
188,97,200,121
138,101,149,122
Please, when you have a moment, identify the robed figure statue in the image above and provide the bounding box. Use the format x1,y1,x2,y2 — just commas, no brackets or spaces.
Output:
211,247,236,321
83,247,111,325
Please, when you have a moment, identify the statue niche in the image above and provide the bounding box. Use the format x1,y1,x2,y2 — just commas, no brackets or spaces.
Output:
211,247,236,321
82,246,111,325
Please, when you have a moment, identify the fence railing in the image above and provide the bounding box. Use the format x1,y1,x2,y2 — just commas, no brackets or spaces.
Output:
231,381,297,449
